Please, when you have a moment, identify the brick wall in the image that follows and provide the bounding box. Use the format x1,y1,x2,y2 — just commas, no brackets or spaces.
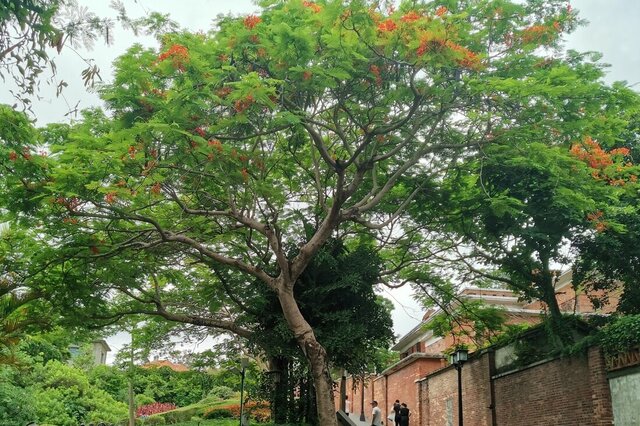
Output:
419,355,493,426
418,347,613,425
587,346,614,424
336,375,377,420
335,357,445,424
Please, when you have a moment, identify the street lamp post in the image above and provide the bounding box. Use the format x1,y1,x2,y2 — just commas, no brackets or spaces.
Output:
239,358,250,426
359,376,366,422
450,348,469,426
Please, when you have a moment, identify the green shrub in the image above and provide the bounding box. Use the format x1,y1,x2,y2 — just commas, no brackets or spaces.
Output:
204,408,234,419
160,406,201,424
203,404,239,420
207,385,235,400
31,361,127,425
136,393,157,406
133,367,213,407
143,415,167,425
89,364,128,401
202,401,270,422
196,396,222,406
599,314,640,356
33,387,83,426
0,381,38,426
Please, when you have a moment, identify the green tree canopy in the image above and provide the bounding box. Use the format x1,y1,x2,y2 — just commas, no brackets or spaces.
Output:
2,0,638,423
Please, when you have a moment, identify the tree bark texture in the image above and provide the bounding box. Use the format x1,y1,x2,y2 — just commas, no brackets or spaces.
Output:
278,288,337,426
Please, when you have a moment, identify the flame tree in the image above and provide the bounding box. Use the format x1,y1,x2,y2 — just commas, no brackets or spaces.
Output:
2,1,638,423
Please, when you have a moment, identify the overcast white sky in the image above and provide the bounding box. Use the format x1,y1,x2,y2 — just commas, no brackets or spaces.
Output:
1,0,638,361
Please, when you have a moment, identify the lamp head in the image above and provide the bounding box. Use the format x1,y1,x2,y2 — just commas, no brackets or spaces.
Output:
240,357,250,369
450,348,469,365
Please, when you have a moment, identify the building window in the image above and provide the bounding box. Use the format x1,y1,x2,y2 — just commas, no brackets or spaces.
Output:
69,345,80,358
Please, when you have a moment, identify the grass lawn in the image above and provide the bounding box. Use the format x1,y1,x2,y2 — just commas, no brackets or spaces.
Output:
168,420,237,426
170,421,283,426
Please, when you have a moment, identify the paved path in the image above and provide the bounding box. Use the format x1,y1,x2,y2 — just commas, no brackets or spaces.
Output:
344,413,375,426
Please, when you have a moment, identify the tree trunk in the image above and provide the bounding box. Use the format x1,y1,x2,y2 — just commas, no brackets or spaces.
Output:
128,380,135,426
269,356,289,424
278,288,338,426
540,259,572,349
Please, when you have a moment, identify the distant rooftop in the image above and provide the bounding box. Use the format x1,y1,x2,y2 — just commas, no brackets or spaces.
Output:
142,359,189,372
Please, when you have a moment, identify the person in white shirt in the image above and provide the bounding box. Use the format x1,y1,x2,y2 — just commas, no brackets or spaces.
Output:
370,400,382,426
345,395,351,417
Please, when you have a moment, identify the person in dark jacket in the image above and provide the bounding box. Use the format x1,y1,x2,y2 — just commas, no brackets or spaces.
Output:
392,399,401,426
399,402,410,426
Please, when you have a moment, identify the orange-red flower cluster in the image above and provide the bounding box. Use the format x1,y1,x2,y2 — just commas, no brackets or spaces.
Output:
8,147,33,161
150,88,166,98
142,160,157,176
569,137,613,169
416,36,481,70
400,11,422,23
216,86,233,98
377,19,397,32
416,33,445,56
370,64,382,87
208,139,223,153
435,6,448,17
105,192,117,204
234,95,255,113
150,182,162,195
53,197,80,211
570,136,635,186
158,44,188,62
446,41,481,69
521,25,556,44
586,210,607,232
303,1,322,13
609,147,631,157
244,15,262,30
157,44,189,70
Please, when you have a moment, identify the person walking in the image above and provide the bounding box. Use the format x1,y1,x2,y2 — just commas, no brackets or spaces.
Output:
370,400,382,426
399,402,410,426
392,399,401,426
345,395,351,417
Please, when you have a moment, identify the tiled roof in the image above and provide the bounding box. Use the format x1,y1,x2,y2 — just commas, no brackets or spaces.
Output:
141,360,189,372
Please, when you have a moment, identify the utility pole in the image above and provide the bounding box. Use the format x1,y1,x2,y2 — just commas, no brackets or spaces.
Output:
340,369,346,412
239,358,249,426
128,325,136,426
359,375,366,422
